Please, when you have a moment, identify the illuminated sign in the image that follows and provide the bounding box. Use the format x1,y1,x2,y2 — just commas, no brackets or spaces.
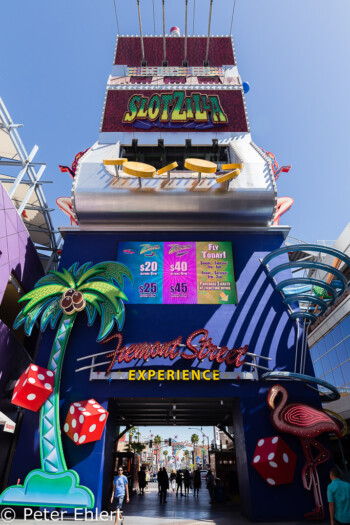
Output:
102,328,248,374
117,241,238,304
122,90,228,127
101,89,248,133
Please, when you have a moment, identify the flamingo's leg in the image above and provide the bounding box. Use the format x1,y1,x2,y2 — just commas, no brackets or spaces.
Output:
301,439,326,520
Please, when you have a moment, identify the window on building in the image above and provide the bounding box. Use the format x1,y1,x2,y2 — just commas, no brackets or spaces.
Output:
0,274,39,358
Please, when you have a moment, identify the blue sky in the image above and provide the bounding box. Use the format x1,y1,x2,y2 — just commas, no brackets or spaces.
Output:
1,1,350,441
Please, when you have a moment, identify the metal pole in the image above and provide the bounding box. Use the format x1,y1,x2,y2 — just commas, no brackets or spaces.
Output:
137,0,145,62
302,322,310,374
162,0,166,63
294,320,300,373
184,0,188,63
299,318,306,374
205,0,213,63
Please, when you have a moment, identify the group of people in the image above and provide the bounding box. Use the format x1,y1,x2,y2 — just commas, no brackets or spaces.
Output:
111,464,350,525
157,467,215,502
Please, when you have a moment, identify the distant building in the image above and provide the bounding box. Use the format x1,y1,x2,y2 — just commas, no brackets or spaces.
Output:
308,223,350,423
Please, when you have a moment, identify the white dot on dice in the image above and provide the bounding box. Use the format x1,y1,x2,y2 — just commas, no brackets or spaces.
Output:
44,383,51,390
269,461,278,468
74,433,78,442
64,423,69,432
99,414,106,422
253,455,260,463
79,435,86,444
74,402,81,407
70,406,75,414
38,374,45,380
27,394,36,401
267,478,276,485
283,453,289,463
46,370,54,377
98,409,105,413
272,437,278,444
72,419,77,428
28,378,36,384
89,424,96,433
93,404,100,408
79,415,84,424
31,365,38,371
268,453,274,460
258,439,264,447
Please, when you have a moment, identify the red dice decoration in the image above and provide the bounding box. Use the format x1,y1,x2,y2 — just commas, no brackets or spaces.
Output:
11,364,55,412
251,435,297,486
63,399,108,445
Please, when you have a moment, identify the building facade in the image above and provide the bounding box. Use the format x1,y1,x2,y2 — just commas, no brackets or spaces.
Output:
0,22,349,523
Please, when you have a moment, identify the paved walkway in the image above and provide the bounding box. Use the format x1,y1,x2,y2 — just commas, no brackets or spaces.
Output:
8,484,325,524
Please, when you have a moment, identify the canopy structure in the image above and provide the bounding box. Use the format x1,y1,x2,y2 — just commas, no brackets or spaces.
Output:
0,97,60,269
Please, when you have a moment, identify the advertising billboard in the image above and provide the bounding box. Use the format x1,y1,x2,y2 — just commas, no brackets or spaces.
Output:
101,89,248,133
117,241,237,305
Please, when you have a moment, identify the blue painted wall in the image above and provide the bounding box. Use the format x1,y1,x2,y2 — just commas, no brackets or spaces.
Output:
10,230,329,521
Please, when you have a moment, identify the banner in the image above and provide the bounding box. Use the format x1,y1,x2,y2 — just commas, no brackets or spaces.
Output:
117,241,237,304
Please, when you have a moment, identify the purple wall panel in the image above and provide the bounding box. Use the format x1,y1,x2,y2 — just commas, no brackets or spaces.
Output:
0,185,43,301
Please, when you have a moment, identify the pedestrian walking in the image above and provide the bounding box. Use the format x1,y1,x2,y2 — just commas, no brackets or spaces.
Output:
193,467,201,497
176,469,183,496
159,467,169,503
184,469,191,496
170,470,176,492
206,469,215,504
138,466,146,494
327,467,350,525
111,466,129,524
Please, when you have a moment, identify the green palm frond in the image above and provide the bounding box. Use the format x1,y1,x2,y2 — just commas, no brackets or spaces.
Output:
15,261,131,342
20,285,67,315
14,297,57,335
40,298,63,331
71,262,93,284
76,261,132,289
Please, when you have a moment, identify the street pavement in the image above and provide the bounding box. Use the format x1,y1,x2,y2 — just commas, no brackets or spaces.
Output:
7,484,327,524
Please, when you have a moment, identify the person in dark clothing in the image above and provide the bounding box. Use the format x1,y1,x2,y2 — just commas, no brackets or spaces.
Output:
157,468,162,494
193,467,201,497
206,469,215,504
159,467,169,503
176,470,183,496
138,466,146,494
183,469,191,496
170,470,176,492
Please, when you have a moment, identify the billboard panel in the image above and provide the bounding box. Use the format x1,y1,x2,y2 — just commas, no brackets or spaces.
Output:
101,89,248,133
117,241,237,305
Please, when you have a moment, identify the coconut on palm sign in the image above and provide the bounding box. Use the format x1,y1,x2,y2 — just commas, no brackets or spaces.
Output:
0,261,132,508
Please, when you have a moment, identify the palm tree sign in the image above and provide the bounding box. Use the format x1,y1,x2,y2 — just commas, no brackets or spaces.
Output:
0,261,132,508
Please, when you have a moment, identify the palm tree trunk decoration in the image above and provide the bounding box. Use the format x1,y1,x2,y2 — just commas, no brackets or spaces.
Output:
0,261,132,508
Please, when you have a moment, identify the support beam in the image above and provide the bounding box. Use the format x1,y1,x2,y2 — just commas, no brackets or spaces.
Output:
137,0,145,63
162,0,166,64
184,0,188,64
8,144,39,198
205,0,213,64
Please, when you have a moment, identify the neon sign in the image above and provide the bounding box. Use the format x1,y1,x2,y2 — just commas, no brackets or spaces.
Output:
122,90,228,126
102,328,248,374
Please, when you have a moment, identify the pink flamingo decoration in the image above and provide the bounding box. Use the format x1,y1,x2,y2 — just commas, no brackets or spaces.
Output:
267,384,342,520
